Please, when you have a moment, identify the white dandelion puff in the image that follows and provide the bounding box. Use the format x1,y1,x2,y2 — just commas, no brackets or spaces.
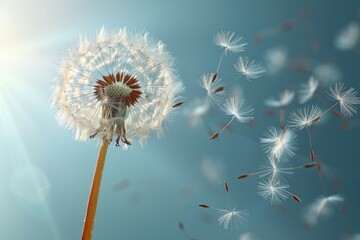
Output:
327,82,360,117
234,56,266,80
288,105,322,130
264,46,287,75
200,73,225,105
334,22,360,50
52,27,183,146
257,180,289,205
265,89,295,108
299,76,319,104
213,31,247,54
304,195,344,226
239,232,256,240
260,126,297,161
313,63,341,85
220,96,254,123
217,205,248,230
258,156,294,181
183,97,210,127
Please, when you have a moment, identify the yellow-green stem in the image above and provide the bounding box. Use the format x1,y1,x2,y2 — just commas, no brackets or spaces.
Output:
82,137,110,240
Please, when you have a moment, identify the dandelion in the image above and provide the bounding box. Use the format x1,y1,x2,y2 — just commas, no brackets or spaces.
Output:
288,105,322,161
52,27,183,239
210,96,254,140
217,205,248,230
213,31,247,55
183,97,211,127
288,105,322,130
212,31,247,77
265,89,295,108
313,63,341,85
234,56,266,80
237,158,317,181
265,89,295,128
258,156,294,181
257,179,290,204
200,73,225,105
260,126,296,161
298,76,319,104
327,82,360,117
304,195,344,226
334,22,359,50
264,46,287,75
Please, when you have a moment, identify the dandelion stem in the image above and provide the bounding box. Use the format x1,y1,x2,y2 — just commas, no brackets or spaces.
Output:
82,137,110,240
215,49,226,74
320,102,339,117
279,106,286,130
307,127,313,150
219,116,236,134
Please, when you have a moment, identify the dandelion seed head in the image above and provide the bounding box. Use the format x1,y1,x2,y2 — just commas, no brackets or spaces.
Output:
288,105,322,130
299,76,319,104
257,180,289,205
265,89,294,108
220,96,254,123
213,31,247,54
200,74,225,105
327,83,360,117
52,27,183,145
234,56,266,80
217,205,248,230
259,156,293,181
304,195,344,226
260,126,297,161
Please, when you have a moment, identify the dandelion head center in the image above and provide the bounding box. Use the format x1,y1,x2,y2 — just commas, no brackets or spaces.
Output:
105,82,132,98
93,72,142,107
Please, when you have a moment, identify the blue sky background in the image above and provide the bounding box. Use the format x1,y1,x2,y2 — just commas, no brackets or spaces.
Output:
1,0,360,239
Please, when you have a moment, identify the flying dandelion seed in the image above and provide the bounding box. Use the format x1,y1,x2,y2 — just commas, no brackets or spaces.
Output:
327,82,360,117
288,105,322,130
257,179,290,205
260,126,297,161
264,46,287,75
298,76,319,104
200,73,225,105
313,63,341,85
234,56,266,81
211,96,254,140
52,27,183,239
217,205,248,230
304,195,344,226
213,31,247,55
265,89,295,108
335,22,360,50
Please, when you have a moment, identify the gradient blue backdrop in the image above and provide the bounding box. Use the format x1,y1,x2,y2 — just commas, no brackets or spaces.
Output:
1,0,359,239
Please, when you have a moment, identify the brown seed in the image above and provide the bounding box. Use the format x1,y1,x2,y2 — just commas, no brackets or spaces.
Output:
311,116,321,123
304,163,317,168
173,102,185,108
316,162,321,172
224,181,229,192
332,110,341,117
211,73,218,83
214,86,225,93
237,174,249,179
291,194,301,203
178,222,184,230
210,133,219,140
310,149,315,161
198,204,210,208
